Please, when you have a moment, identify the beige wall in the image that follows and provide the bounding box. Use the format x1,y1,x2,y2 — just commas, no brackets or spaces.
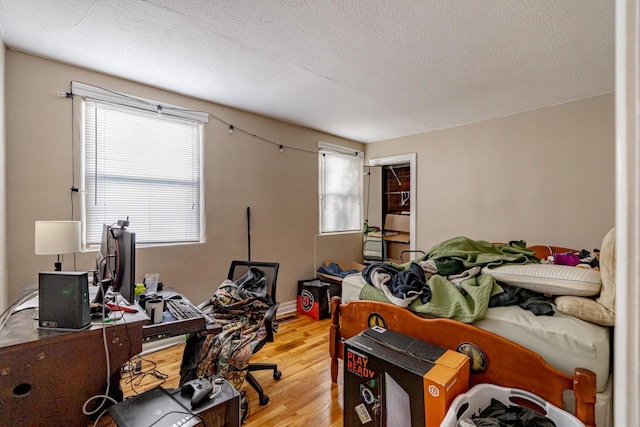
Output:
0,42,7,312
314,233,363,272
5,50,364,305
366,93,615,253
4,50,615,307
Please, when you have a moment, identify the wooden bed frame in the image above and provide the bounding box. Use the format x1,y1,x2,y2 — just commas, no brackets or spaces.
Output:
329,296,597,426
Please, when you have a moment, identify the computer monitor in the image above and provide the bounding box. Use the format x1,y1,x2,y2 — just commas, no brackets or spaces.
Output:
94,224,115,304
111,227,136,304
96,223,136,304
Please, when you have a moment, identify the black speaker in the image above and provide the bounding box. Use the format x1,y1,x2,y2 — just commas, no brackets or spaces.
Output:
38,271,91,330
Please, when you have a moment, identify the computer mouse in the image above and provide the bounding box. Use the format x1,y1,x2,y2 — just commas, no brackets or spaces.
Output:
168,294,183,300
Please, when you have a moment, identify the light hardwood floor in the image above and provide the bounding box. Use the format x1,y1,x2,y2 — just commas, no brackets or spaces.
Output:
98,313,344,426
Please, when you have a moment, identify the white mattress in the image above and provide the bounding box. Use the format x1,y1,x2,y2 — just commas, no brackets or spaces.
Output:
341,274,611,392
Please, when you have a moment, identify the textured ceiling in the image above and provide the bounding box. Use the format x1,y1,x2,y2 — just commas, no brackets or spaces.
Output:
0,0,614,143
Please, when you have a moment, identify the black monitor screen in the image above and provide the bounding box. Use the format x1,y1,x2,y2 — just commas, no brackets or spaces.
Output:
97,223,136,304
112,227,136,304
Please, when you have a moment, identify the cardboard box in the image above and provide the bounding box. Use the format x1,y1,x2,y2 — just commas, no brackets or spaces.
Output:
297,279,340,320
386,241,409,263
344,327,469,427
384,214,410,234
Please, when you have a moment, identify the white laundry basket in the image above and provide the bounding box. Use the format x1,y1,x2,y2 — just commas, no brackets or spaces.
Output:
440,384,584,427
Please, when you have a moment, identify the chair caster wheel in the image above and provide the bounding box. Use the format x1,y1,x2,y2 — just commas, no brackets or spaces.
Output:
259,394,269,405
273,370,282,380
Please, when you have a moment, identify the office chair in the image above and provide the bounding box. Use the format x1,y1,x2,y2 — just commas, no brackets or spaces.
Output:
227,260,282,405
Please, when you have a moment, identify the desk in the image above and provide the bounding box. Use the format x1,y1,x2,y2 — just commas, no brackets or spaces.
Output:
141,290,215,342
0,294,148,427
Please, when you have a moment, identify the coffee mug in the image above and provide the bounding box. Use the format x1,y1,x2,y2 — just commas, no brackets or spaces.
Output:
145,299,164,324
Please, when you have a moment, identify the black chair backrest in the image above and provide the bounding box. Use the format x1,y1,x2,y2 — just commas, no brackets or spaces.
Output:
227,260,279,303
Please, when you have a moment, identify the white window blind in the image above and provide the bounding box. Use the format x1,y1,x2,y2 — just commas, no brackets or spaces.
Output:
319,144,362,233
82,98,205,247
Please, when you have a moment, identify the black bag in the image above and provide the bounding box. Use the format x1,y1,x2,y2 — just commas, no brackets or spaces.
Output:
297,279,340,320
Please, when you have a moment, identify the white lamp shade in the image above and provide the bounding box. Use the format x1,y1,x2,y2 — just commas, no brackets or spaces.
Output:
35,221,82,255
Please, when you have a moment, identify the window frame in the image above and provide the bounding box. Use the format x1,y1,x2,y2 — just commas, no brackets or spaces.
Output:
318,141,364,234
72,81,208,249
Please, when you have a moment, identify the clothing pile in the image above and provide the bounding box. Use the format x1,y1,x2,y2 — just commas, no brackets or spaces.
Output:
179,267,273,392
541,248,600,269
362,262,428,307
460,398,557,426
317,262,360,278
360,237,548,322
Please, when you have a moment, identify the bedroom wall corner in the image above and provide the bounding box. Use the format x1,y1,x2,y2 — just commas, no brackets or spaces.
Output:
0,40,7,313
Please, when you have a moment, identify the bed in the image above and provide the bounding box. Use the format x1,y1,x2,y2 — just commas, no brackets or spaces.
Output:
329,232,616,427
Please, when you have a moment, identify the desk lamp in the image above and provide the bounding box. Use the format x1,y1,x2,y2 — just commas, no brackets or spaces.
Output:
35,221,81,271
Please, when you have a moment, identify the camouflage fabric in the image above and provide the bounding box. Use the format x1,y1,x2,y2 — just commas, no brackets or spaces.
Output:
184,278,271,391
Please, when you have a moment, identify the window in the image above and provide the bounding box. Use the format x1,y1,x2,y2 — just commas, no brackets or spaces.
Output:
73,82,208,248
319,142,363,233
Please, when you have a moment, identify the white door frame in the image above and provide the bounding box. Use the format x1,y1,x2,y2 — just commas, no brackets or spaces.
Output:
368,154,417,254
615,0,639,424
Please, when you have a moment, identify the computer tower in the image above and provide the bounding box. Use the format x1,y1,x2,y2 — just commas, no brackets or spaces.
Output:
170,381,241,427
108,380,241,427
38,271,91,330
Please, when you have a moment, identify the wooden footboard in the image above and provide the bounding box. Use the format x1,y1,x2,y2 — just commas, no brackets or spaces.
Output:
329,296,596,427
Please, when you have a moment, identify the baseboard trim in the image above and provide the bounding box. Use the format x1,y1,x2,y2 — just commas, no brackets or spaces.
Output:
278,300,297,316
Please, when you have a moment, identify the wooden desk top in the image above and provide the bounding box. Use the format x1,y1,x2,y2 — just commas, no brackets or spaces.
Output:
0,286,218,351
0,290,148,351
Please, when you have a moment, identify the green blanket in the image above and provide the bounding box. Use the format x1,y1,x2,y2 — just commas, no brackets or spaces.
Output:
360,274,501,323
423,236,538,268
359,236,538,323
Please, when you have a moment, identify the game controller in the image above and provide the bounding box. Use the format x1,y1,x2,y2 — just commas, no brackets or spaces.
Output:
180,377,214,407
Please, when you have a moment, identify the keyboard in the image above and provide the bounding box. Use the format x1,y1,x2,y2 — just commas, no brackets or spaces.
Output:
166,299,203,320
142,292,208,342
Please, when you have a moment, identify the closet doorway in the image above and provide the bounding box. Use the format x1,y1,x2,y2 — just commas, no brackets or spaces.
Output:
383,164,411,216
367,154,417,262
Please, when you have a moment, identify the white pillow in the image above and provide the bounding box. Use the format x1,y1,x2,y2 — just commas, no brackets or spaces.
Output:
481,264,601,296
555,295,615,326
596,227,616,312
